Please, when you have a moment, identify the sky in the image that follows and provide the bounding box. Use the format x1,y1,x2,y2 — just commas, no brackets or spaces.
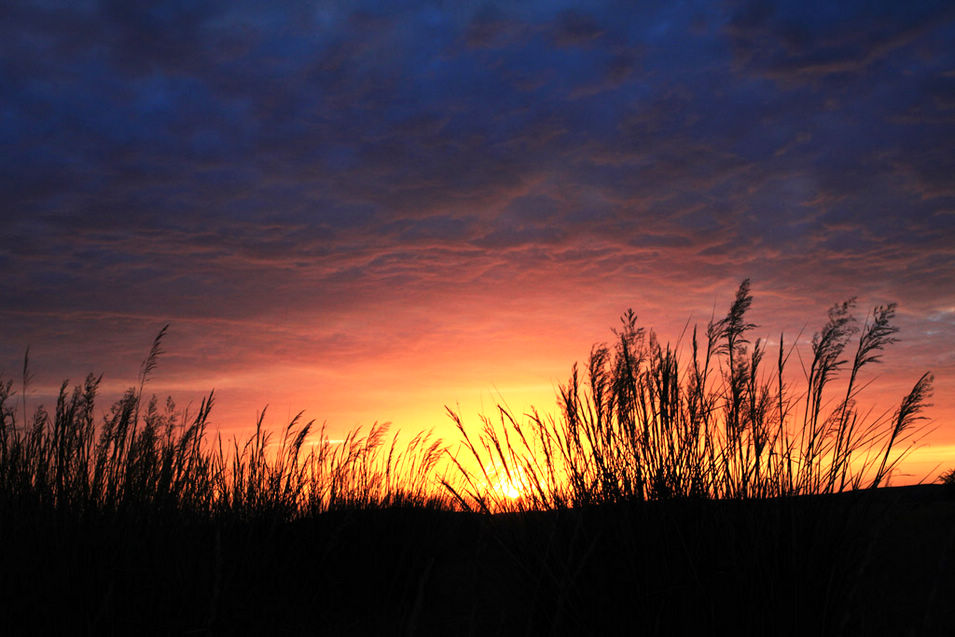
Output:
2,0,954,481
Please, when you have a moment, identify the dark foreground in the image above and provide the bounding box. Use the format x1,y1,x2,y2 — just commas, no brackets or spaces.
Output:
4,484,953,636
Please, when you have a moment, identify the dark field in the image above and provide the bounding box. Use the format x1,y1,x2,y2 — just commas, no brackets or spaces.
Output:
4,484,953,635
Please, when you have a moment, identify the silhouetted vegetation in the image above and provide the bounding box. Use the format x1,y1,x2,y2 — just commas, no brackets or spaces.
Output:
446,280,934,512
1,281,950,634
0,330,449,522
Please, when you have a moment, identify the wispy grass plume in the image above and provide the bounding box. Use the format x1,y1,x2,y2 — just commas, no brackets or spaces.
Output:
446,281,934,512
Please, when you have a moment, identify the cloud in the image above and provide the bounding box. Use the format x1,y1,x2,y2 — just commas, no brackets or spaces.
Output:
725,0,955,83
551,10,605,47
1,1,953,439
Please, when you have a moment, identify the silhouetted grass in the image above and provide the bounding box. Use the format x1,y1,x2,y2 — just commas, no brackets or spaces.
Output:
1,281,935,518
1,281,948,635
0,333,455,633
444,280,935,513
0,330,450,523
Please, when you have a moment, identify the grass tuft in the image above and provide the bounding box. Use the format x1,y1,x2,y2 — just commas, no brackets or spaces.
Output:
445,280,935,512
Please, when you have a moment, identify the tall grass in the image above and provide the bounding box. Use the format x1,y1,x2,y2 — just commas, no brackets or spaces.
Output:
0,283,945,636
444,280,934,512
0,328,449,521
0,281,935,518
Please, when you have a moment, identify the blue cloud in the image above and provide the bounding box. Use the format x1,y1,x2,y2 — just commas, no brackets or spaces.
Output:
1,1,953,418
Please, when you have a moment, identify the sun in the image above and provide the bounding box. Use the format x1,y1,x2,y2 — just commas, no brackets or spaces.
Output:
490,475,523,499
482,462,529,501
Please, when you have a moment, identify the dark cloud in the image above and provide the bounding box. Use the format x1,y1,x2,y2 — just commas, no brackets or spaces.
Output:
463,4,527,50
1,1,953,445
726,0,955,82
552,10,605,47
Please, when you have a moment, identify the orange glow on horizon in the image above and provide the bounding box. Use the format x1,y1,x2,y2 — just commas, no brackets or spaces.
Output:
11,284,954,493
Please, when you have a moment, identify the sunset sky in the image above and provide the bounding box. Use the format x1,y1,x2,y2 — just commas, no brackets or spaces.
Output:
2,1,954,481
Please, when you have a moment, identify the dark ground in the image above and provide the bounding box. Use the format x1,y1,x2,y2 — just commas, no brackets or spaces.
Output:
3,485,953,636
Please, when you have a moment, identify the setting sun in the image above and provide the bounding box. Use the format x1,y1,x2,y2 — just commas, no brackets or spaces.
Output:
483,462,530,502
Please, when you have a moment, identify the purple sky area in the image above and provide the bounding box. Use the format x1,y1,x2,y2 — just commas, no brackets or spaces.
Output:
2,1,954,479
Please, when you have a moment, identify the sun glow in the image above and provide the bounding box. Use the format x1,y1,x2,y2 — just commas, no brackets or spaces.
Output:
482,462,530,502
